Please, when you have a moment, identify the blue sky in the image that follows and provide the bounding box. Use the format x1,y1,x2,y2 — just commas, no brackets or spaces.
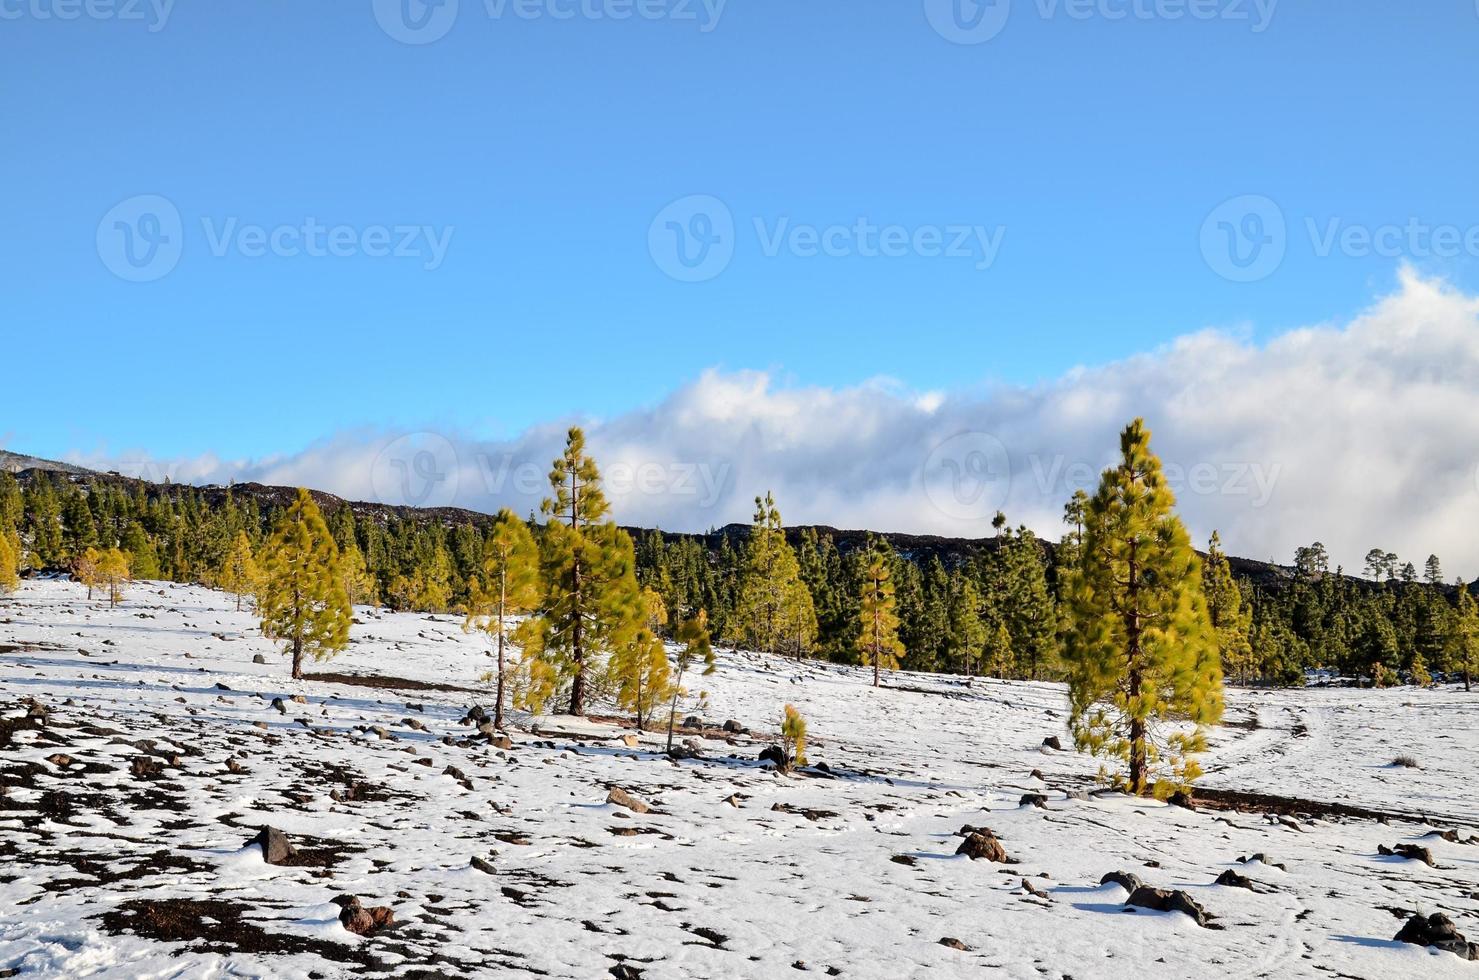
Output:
5,0,1479,462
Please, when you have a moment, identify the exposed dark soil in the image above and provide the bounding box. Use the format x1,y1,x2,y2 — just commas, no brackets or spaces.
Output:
305,671,483,694
100,898,372,964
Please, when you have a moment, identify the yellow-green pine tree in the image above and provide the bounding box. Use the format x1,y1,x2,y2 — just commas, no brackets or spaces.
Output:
522,427,643,716
218,531,259,612
1062,419,1223,797
465,509,540,730
1203,531,1254,684
0,523,19,596
780,703,807,769
258,489,351,680
97,548,131,608
855,551,905,687
611,589,673,730
74,546,102,601
1446,578,1478,692
666,608,716,751
730,492,815,658
339,537,377,608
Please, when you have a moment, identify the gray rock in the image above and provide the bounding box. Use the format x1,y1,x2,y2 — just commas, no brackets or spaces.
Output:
1126,886,1211,928
250,826,297,865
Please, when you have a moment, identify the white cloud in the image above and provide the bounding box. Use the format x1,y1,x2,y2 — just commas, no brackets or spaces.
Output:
64,269,1479,578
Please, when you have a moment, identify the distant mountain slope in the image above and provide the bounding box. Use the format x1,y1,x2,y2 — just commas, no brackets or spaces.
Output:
0,449,1308,590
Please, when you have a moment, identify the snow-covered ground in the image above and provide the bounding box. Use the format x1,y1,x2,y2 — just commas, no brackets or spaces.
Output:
1,580,1476,979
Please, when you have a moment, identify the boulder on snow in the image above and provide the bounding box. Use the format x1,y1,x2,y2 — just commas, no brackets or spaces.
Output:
334,895,395,936
757,745,787,768
956,830,1009,863
470,855,496,875
1019,792,1048,809
683,715,703,729
252,654,267,664
1394,912,1479,960
722,719,747,734
606,787,650,814
250,826,297,865
1378,843,1436,866
1214,869,1255,890
1100,871,1143,893
1126,886,1212,928
1041,735,1063,751
270,697,287,714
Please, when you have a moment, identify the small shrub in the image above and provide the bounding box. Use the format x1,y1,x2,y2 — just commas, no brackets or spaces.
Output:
1391,755,1421,769
780,704,807,769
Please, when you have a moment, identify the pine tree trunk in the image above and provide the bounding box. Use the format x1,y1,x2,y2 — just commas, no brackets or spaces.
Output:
292,636,303,680
495,605,506,731
666,663,685,753
567,468,585,717
1126,539,1147,795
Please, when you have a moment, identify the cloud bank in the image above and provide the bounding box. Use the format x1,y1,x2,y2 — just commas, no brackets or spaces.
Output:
66,270,1479,577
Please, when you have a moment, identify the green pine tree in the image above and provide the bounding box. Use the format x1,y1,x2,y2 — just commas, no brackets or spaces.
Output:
465,509,541,730
218,530,259,612
258,489,351,680
666,608,716,751
729,492,815,657
1062,419,1224,797
855,549,905,687
1203,531,1254,684
1445,579,1478,692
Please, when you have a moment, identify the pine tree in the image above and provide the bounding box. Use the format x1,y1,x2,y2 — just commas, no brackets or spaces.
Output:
338,536,377,607
1445,579,1478,692
667,609,716,751
465,510,540,730
218,531,259,612
1062,419,1224,797
1203,531,1254,683
947,579,987,678
730,492,815,657
521,427,643,716
855,550,904,687
0,523,19,596
611,587,673,729
258,489,351,680
780,703,807,770
1424,554,1444,586
97,547,131,608
73,546,102,600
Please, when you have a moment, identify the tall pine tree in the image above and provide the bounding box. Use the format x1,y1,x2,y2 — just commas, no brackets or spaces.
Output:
465,509,540,730
855,549,905,687
258,489,351,680
1062,420,1223,797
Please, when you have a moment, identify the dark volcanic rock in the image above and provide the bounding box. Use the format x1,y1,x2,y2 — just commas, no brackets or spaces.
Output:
1100,871,1143,893
1214,869,1255,890
1126,886,1212,927
250,826,298,865
1394,912,1479,959
758,745,787,768
333,895,394,936
1378,843,1436,866
956,830,1009,863
1041,736,1063,751
1019,792,1048,809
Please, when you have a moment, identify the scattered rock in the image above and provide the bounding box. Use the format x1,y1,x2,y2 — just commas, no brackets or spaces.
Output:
1022,878,1052,899
1236,852,1286,871
1214,869,1255,890
1378,843,1436,866
937,937,971,951
45,753,73,768
1393,912,1479,960
1126,886,1212,928
250,826,298,865
1100,871,1144,893
723,794,741,808
619,734,641,748
225,758,247,775
683,715,703,729
1041,736,1063,751
606,787,650,814
1019,793,1048,809
270,698,287,714
722,720,747,734
490,734,514,750
470,855,496,875
252,654,267,664
333,895,394,936
956,830,1009,863
758,745,787,768
130,756,164,780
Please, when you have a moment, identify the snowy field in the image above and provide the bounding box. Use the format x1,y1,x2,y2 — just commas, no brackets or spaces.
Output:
0,580,1476,979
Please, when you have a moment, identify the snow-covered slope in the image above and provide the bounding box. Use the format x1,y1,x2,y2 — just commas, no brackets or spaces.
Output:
1,580,1475,979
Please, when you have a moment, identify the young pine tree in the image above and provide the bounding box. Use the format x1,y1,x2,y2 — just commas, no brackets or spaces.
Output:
1445,579,1478,692
97,548,132,608
947,578,987,678
464,510,540,730
780,703,808,770
855,551,905,687
218,531,259,612
730,492,816,657
0,523,19,596
1061,419,1223,797
258,489,352,680
73,546,102,601
667,609,716,752
610,588,673,730
1203,531,1254,684
521,427,643,716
